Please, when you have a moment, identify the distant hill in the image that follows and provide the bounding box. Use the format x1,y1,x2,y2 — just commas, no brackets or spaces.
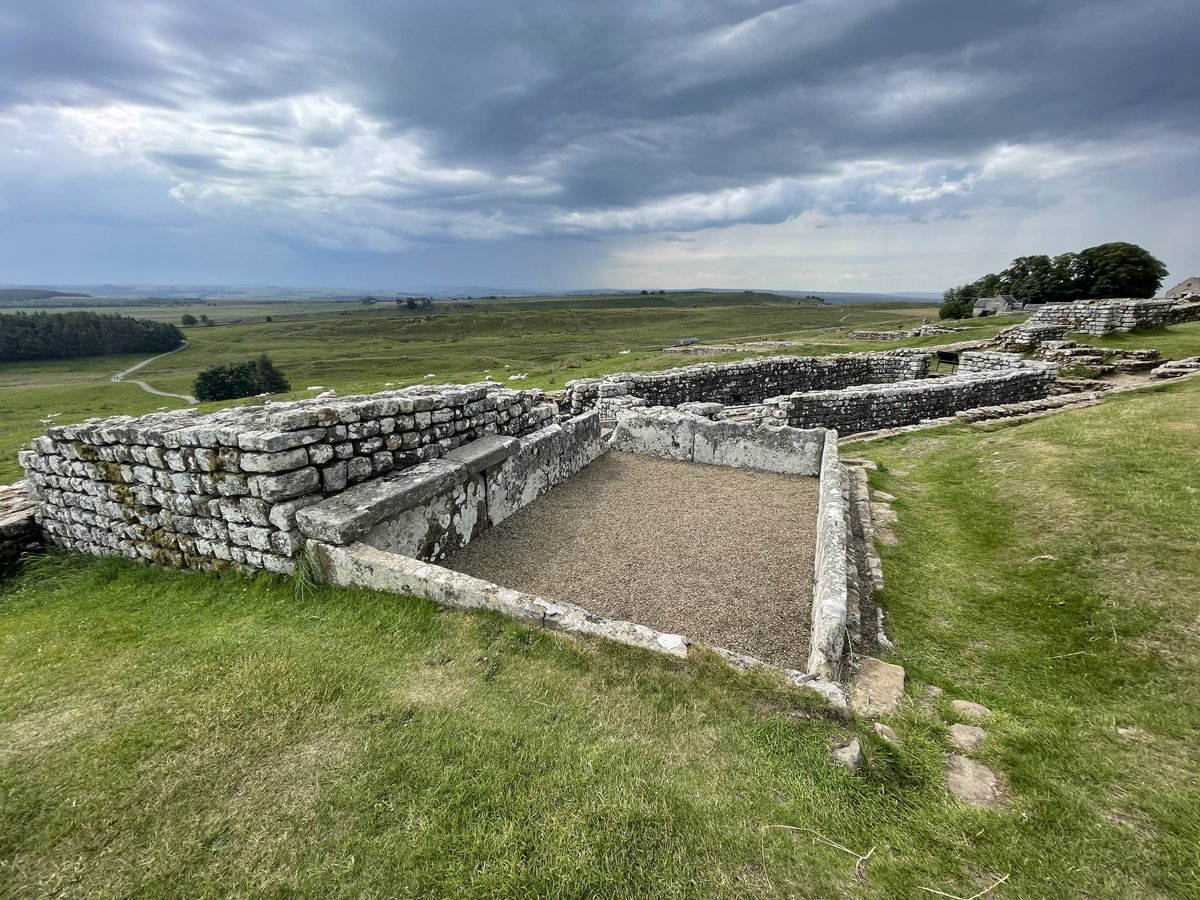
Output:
0,288,91,303
6,283,942,304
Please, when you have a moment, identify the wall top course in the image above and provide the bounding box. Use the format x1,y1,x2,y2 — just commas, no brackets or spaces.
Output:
44,382,545,447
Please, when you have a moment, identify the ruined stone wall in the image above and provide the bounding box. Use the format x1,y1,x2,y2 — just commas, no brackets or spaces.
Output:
18,384,556,575
957,350,1033,374
296,412,602,562
1023,298,1199,335
565,350,931,413
763,366,1056,434
1,482,41,574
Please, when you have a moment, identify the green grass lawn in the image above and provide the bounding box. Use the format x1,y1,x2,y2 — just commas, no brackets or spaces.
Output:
3,376,1199,897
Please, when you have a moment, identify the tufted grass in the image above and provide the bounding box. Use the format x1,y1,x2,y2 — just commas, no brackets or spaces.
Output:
2,374,1200,896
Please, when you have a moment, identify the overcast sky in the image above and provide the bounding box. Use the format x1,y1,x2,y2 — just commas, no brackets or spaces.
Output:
2,0,1197,292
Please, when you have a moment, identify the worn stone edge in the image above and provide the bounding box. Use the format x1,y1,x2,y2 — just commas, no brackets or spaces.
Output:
807,429,849,680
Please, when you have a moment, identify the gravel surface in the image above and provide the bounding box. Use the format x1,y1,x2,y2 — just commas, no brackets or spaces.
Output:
445,452,818,668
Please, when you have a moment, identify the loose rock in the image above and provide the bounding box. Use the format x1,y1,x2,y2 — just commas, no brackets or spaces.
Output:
945,754,1008,809
832,737,863,772
948,723,988,752
849,656,906,717
951,699,992,722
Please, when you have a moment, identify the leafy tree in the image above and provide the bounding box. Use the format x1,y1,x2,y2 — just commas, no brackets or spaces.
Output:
406,298,419,310
199,314,211,325
943,242,1167,310
192,355,291,402
181,313,198,326
1073,242,1168,298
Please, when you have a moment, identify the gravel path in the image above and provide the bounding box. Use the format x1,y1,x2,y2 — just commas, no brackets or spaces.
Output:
445,452,818,668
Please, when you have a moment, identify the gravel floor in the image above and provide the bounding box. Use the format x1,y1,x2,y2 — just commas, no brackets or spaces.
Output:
444,452,819,668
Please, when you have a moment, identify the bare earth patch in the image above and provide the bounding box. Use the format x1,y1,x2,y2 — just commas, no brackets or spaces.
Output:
445,452,819,668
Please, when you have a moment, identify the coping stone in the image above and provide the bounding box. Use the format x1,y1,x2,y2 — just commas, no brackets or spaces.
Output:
296,458,466,545
443,434,520,475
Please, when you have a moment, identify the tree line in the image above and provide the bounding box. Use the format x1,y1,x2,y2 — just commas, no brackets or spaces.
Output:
0,311,185,361
940,241,1168,319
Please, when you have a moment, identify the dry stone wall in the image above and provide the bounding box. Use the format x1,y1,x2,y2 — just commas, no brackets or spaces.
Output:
1024,298,1200,335
19,384,556,575
762,359,1056,434
565,350,931,414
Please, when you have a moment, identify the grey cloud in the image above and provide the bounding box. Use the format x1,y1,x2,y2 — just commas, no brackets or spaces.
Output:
0,0,1197,256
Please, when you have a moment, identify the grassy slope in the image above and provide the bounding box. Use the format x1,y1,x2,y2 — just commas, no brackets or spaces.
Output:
3,377,1200,897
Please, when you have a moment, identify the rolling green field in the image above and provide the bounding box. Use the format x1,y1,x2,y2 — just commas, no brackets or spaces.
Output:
3,293,1000,483
2,369,1198,897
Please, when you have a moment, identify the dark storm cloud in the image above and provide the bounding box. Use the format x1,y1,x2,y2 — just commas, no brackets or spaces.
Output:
1,0,1198,246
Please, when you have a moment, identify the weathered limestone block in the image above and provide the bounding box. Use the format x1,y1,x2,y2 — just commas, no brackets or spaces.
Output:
609,408,697,460
692,418,823,474
296,458,465,545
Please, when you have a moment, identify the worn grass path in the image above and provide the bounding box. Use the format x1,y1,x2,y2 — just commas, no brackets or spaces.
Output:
2,356,1199,897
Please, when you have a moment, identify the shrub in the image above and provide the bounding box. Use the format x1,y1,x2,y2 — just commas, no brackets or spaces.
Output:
192,354,291,402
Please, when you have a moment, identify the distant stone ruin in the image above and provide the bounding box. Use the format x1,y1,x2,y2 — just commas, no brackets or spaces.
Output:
1023,297,1200,335
565,349,1056,435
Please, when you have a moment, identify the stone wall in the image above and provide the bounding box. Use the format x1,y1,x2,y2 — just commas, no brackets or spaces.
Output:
957,350,1033,374
1024,298,1200,335
608,407,826,475
296,412,602,561
565,350,931,414
18,383,556,575
762,365,1056,434
847,325,957,341
1,482,41,574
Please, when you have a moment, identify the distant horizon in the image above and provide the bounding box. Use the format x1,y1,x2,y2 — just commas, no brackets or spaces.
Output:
0,282,945,301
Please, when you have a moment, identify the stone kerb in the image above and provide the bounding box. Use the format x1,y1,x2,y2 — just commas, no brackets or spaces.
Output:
296,412,603,562
608,407,825,475
808,430,849,680
19,382,557,576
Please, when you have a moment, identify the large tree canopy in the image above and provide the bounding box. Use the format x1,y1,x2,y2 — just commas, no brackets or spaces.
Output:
940,242,1168,318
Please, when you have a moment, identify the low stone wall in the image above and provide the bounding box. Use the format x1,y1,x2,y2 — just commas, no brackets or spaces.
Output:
809,431,848,680
992,323,1070,352
19,383,556,575
762,365,1056,434
1,482,41,574
565,350,931,413
1024,298,1200,335
847,325,957,341
296,412,602,561
609,407,825,475
957,350,1032,374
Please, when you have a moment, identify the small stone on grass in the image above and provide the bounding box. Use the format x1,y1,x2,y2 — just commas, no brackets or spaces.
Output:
873,722,900,745
946,754,1008,809
849,656,906,717
951,699,992,722
948,723,988,752
832,737,863,772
